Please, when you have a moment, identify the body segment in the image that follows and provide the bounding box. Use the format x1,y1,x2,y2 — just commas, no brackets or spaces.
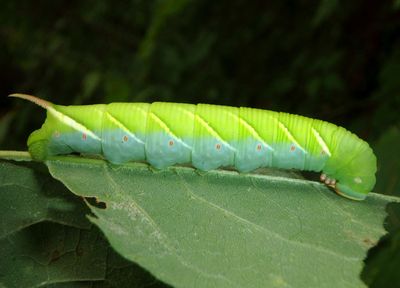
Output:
11,94,377,200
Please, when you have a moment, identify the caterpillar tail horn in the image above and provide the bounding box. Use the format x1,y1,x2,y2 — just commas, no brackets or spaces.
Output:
9,93,53,109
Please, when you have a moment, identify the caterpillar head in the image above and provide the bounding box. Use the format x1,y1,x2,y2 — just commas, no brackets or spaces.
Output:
334,146,376,200
324,130,377,200
27,128,50,161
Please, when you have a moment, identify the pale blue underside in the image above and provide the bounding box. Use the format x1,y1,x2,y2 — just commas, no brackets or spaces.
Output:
48,131,101,155
47,130,329,173
102,130,146,164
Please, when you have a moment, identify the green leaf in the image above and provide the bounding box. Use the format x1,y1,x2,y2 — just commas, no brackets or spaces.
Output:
95,246,171,288
42,156,398,288
362,211,400,288
361,127,400,286
0,222,108,287
0,160,90,239
0,214,167,288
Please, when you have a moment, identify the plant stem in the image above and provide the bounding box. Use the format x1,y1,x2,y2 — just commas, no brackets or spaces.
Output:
0,150,32,161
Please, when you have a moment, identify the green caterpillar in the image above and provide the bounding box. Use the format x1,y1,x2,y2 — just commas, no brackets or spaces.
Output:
11,93,377,200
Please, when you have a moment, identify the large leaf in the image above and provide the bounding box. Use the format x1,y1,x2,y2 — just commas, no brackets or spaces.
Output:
42,156,399,288
361,126,400,287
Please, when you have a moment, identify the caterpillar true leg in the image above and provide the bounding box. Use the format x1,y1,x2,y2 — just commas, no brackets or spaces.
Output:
320,174,337,188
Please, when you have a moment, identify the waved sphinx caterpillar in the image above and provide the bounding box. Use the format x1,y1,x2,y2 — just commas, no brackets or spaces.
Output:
10,93,376,200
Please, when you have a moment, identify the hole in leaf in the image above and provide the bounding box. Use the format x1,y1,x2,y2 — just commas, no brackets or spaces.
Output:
85,197,107,209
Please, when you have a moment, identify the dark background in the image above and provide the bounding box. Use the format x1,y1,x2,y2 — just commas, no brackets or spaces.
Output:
1,1,399,286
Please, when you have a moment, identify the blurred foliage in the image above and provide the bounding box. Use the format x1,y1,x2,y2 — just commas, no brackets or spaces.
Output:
1,0,400,150
1,0,400,287
374,126,400,197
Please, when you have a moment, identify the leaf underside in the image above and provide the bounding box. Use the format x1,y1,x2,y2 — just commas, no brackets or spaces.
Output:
0,160,168,288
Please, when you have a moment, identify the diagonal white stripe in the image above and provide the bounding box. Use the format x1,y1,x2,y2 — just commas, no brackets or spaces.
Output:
311,127,332,157
105,112,145,144
271,117,307,153
195,114,236,152
47,106,101,141
238,117,274,151
149,112,192,150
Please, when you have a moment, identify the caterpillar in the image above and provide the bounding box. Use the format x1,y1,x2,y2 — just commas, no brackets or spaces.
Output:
10,93,377,200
